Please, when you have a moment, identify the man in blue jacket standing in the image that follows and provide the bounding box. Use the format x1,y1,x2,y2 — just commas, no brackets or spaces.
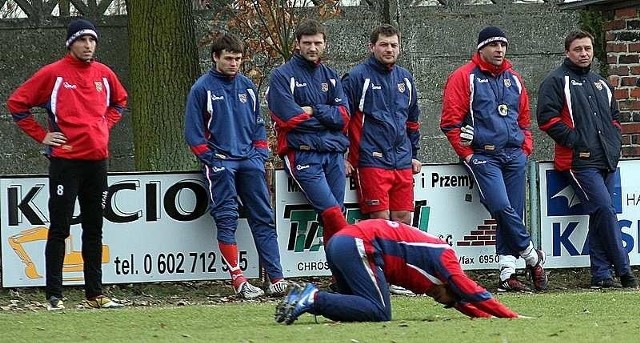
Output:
268,19,350,247
185,32,287,299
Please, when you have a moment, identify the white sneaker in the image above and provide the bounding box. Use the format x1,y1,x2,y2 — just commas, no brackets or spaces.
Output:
389,284,414,296
267,280,289,296
236,281,265,299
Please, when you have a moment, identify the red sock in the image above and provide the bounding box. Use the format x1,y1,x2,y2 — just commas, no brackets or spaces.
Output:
320,206,348,246
218,242,245,289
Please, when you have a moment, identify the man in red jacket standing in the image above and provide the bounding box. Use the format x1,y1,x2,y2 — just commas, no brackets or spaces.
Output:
440,27,547,292
7,18,128,310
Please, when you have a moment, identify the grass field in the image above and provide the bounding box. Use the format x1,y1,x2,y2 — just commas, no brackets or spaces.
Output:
1,287,639,343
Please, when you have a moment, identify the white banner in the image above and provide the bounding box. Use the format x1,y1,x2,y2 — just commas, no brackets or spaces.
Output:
1,172,260,287
538,160,640,268
275,164,524,278
12,160,629,287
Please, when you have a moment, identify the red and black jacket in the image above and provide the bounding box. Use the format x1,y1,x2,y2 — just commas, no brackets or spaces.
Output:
536,58,621,171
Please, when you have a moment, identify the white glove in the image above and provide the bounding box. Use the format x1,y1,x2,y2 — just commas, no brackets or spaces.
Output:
460,125,474,146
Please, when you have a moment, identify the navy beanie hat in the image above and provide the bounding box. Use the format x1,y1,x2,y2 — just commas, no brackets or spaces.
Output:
477,26,508,50
66,18,98,48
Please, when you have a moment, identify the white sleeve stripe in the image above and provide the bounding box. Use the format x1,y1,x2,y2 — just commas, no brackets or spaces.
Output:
512,75,522,94
206,90,213,114
407,263,443,285
602,80,612,104
404,77,412,105
563,76,575,126
51,77,63,120
468,73,475,126
358,78,370,112
102,77,110,107
247,88,257,112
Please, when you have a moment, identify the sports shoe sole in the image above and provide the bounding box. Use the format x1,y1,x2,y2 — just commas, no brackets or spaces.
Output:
275,284,302,323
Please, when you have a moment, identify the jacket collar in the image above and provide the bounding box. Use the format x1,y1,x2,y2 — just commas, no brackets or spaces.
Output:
365,55,394,73
292,53,321,70
472,52,512,76
209,68,237,81
563,57,591,75
64,53,93,67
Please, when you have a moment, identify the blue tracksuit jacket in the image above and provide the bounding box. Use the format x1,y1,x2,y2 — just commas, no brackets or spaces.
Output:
342,56,421,169
267,53,350,156
184,68,268,163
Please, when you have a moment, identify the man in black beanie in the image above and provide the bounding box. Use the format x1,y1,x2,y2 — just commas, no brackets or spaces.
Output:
440,26,548,292
65,18,98,51
7,17,127,310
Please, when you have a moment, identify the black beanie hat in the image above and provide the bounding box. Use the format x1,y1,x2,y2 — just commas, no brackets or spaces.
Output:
477,26,508,50
66,18,98,48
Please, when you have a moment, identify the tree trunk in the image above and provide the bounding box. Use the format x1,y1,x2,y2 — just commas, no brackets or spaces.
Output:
127,0,199,171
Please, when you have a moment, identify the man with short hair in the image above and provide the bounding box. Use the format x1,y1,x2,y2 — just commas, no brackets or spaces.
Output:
267,19,350,247
7,17,127,310
536,30,638,289
440,26,547,292
185,32,287,299
342,24,421,296
342,24,421,225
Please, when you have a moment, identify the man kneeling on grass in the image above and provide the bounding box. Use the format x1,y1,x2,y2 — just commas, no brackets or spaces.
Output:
275,216,522,324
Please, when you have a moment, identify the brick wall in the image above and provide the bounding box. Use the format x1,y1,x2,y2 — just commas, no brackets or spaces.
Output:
605,5,640,157
456,219,497,247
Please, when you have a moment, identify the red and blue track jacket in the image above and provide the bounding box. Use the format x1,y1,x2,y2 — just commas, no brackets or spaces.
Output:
185,69,268,164
337,219,518,318
440,53,532,159
342,56,421,169
267,54,350,157
7,54,127,160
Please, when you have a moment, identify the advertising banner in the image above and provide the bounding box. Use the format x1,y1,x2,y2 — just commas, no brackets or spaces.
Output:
538,161,640,268
1,173,260,287
6,160,609,286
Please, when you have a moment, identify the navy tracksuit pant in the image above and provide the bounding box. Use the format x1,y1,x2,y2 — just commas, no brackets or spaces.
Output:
203,157,283,281
463,148,532,256
314,234,392,322
283,150,345,214
566,168,631,282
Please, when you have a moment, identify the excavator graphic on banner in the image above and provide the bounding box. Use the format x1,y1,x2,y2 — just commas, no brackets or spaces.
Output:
8,226,110,281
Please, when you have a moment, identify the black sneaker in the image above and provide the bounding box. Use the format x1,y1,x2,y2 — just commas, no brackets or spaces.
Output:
590,278,622,289
498,275,531,292
47,296,65,311
620,273,639,288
